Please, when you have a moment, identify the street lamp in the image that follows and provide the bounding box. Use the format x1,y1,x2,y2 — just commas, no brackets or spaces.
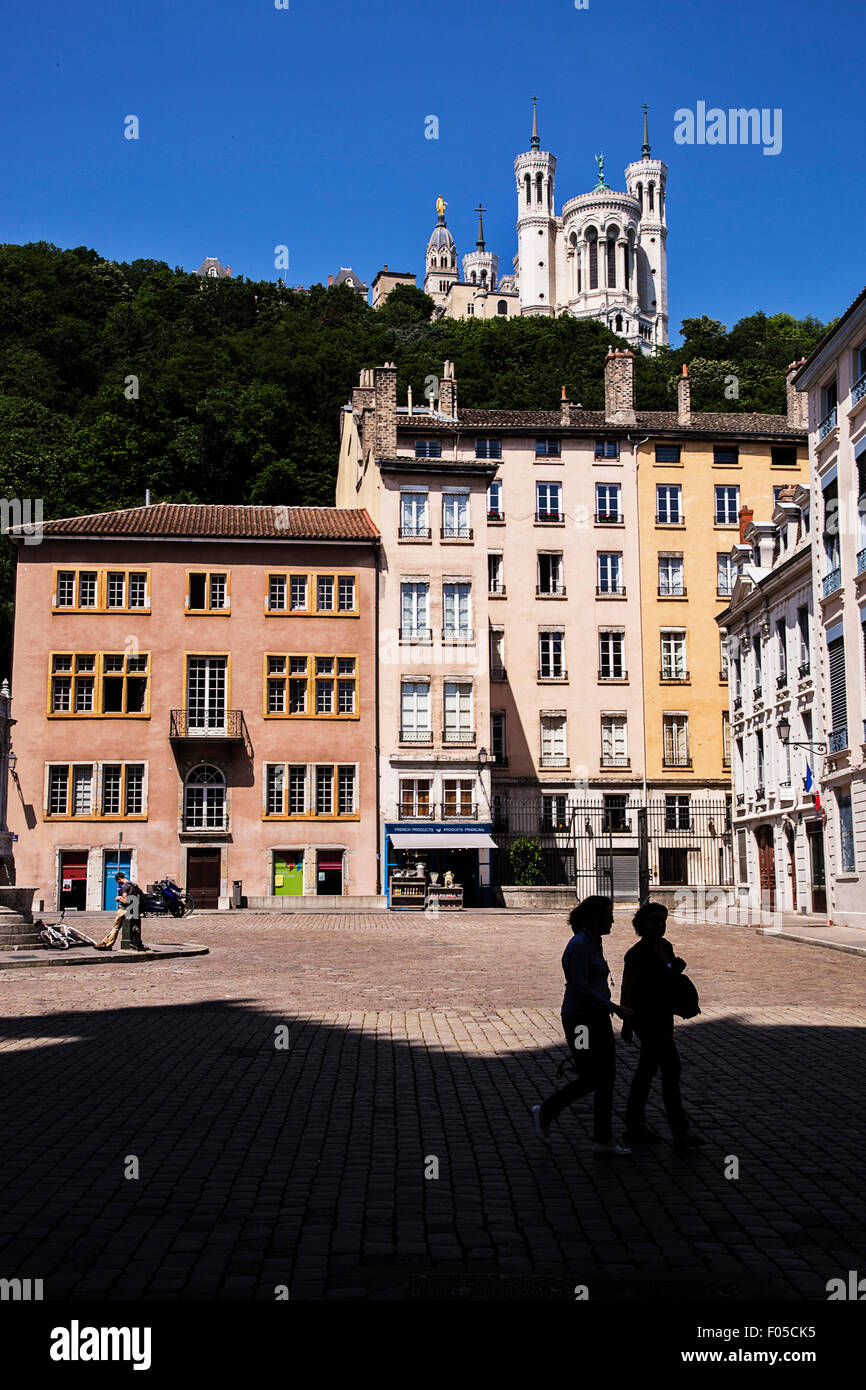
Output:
7,749,16,775
478,747,489,766
776,717,826,752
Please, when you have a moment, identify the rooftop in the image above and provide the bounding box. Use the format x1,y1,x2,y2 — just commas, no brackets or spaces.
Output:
17,503,379,542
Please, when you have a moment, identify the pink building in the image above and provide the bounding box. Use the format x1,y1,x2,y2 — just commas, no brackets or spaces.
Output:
8,503,381,910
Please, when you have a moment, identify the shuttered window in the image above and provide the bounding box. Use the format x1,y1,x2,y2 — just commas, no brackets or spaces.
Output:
828,634,847,742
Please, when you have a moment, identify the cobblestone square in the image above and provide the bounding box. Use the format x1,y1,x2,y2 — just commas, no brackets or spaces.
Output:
0,910,863,1300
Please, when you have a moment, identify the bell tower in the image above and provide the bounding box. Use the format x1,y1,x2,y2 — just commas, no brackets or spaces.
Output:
514,97,557,316
625,106,669,346
424,196,459,310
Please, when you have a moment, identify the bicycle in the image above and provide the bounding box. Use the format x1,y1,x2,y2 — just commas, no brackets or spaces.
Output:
35,908,98,950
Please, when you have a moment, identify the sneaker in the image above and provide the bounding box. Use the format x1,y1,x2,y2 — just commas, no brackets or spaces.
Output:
593,1140,632,1156
623,1126,662,1144
531,1104,551,1145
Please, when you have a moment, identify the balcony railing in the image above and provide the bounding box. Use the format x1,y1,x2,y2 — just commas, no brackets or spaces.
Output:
170,710,244,740
540,754,569,769
535,510,563,523
488,582,506,596
798,661,811,678
440,526,473,540
716,585,734,599
733,695,742,710
537,584,566,596
442,727,475,744
822,566,842,596
398,804,436,821
595,511,622,524
656,513,684,525
828,726,848,754
487,509,504,522
398,525,431,540
661,667,689,682
601,755,630,768
858,546,866,575
663,755,692,768
852,370,866,407
753,685,764,702
776,672,788,688
442,804,477,820
597,584,625,596
736,794,745,807
818,405,838,440
399,728,433,743
182,816,228,832
400,626,431,642
658,584,686,597
755,784,765,800
598,667,627,681
538,667,568,681
442,627,475,642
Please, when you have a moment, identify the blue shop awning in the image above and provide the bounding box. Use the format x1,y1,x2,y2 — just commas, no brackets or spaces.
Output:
389,832,497,849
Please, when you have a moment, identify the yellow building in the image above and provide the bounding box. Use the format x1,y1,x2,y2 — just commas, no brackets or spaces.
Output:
636,363,808,806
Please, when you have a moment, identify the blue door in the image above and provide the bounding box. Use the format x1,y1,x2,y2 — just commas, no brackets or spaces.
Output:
103,852,132,910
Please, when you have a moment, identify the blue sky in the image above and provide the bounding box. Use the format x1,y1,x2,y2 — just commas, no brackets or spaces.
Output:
1,0,862,342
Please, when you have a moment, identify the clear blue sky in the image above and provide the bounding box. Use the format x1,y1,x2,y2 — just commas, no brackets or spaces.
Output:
1,0,862,341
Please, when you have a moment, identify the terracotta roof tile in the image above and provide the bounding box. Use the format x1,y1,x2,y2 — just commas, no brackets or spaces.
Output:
27,503,379,542
397,408,804,438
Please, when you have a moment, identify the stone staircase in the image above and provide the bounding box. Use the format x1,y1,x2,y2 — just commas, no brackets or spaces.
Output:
0,887,41,949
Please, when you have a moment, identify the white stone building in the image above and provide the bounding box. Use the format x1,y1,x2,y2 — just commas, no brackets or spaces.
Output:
718,487,828,917
793,289,866,928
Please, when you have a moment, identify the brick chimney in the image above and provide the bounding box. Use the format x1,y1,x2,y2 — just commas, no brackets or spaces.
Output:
328,273,334,287
560,385,572,427
438,359,458,418
785,358,808,430
373,362,398,456
738,504,754,542
677,363,691,426
226,265,231,278
603,349,636,425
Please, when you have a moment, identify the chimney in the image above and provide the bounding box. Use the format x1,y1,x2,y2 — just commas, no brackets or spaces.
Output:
603,349,636,425
384,263,388,272
738,504,754,542
560,385,572,427
439,359,458,418
373,362,398,456
226,265,231,278
328,273,334,287
677,363,691,425
786,358,808,430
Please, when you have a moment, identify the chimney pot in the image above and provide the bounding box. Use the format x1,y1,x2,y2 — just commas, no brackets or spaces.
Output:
328,274,333,287
603,349,635,425
738,505,754,542
677,363,691,426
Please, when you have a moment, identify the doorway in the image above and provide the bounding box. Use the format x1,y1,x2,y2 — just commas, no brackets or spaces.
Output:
59,852,88,911
273,852,303,897
755,826,776,912
103,851,132,910
316,850,344,895
187,849,221,909
807,823,826,913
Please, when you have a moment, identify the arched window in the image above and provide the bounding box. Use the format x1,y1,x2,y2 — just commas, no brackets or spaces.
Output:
587,233,598,291
525,173,531,205
648,182,655,213
547,179,553,211
470,271,477,283
480,269,487,285
615,314,623,333
536,172,543,204
607,238,616,288
497,300,508,316
636,182,643,213
184,765,225,830
207,266,218,278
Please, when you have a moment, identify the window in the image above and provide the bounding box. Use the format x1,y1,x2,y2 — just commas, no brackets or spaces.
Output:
400,778,432,819
265,655,357,717
443,582,472,639
720,636,729,682
337,766,356,816
827,631,848,748
401,582,430,638
542,794,569,831
400,490,429,538
442,492,471,538
316,575,334,612
660,630,687,680
595,483,621,522
490,628,506,678
658,555,684,596
597,552,623,595
752,633,763,689
99,763,145,817
475,438,501,460
414,439,442,458
536,482,562,521
665,794,691,830
601,715,628,767
755,730,765,788
535,438,561,458
497,300,508,316
776,619,788,682
443,681,473,741
188,571,228,612
538,631,565,679
338,576,356,611
713,445,739,465
737,828,749,881
315,765,334,815
663,714,690,767
50,652,149,716
771,445,797,466
797,606,810,671
838,791,856,872
268,575,287,611
443,779,474,818
715,486,740,525
604,795,629,832
488,553,504,594
537,552,564,595
599,631,625,680
266,764,285,816
290,574,308,611
656,484,682,524
54,569,147,611
655,444,681,463
722,711,731,768
822,479,839,572
184,765,226,830
401,680,431,739
540,714,567,767
594,439,619,461
487,479,503,520
717,553,735,597
491,711,506,765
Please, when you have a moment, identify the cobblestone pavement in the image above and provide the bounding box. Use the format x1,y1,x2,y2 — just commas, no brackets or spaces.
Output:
0,910,863,1300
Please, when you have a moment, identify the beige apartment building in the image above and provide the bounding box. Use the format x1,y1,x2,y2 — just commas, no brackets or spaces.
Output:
338,351,807,901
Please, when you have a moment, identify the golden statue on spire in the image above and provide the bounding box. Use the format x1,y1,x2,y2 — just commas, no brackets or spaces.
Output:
436,195,447,217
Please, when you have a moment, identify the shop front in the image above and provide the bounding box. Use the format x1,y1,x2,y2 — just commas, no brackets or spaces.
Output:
385,824,496,910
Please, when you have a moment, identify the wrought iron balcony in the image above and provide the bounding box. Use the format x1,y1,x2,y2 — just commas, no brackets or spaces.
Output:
818,405,837,440
822,566,841,597
663,756,692,768
182,815,228,832
442,804,478,820
442,627,475,642
398,525,431,540
858,546,866,575
753,685,764,702
852,370,866,407
720,668,729,683
597,584,625,596
400,626,432,642
658,584,687,597
736,793,745,807
601,755,630,768
598,667,627,681
488,582,506,596
537,584,566,596
493,753,509,767
440,526,473,540
442,727,475,744
661,667,689,682
828,726,848,754
170,710,244,740
595,511,622,524
656,513,684,525
798,661,811,678
776,672,788,688
540,754,570,769
399,728,433,743
755,785,765,800
398,804,436,821
733,695,743,711
538,667,568,681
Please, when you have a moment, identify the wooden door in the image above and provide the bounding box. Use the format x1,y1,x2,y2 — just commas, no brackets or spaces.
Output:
187,849,221,910
755,827,776,912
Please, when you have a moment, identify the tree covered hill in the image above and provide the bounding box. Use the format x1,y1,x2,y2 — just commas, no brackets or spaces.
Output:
0,240,829,669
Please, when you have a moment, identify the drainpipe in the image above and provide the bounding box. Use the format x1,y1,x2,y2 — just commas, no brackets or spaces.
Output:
374,536,382,896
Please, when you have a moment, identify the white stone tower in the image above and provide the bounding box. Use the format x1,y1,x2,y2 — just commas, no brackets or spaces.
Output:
624,106,669,347
424,197,459,310
461,205,499,291
514,98,557,316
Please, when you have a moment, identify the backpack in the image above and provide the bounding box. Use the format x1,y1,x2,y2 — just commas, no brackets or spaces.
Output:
671,971,701,1020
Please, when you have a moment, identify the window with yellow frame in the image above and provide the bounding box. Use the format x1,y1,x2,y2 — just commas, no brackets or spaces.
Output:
185,571,231,613
48,652,151,717
265,572,358,615
44,761,147,819
263,654,358,717
52,568,151,613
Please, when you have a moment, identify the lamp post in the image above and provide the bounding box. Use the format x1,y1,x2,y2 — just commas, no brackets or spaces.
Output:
776,717,826,752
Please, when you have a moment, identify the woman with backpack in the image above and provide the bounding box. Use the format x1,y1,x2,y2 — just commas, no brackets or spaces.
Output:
620,901,703,1149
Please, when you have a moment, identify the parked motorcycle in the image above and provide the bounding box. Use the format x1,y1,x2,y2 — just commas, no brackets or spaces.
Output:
141,877,194,918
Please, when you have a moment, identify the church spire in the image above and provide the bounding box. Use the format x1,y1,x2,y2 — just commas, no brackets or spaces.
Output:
642,103,651,159
475,204,486,252
530,95,540,151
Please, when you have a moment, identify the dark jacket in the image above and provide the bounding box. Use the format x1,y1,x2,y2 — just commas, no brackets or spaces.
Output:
561,930,615,1016
620,937,686,1032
